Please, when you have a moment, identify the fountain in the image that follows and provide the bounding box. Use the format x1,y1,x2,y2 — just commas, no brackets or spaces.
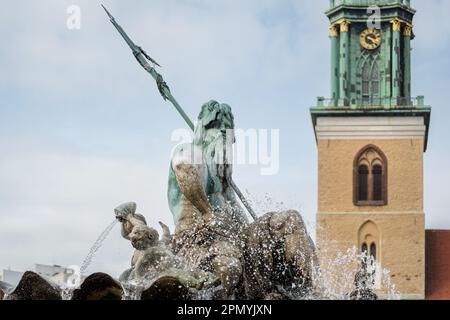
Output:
0,101,400,301
99,101,397,300
58,219,119,300
0,7,400,301
80,219,118,276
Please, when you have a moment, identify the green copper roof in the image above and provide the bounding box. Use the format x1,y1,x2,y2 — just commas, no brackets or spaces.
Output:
329,0,411,8
326,0,415,24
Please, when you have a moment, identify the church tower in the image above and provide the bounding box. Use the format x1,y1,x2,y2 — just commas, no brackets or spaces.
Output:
311,0,431,299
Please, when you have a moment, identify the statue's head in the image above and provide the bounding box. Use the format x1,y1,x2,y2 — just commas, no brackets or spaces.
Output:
129,225,159,250
194,100,235,146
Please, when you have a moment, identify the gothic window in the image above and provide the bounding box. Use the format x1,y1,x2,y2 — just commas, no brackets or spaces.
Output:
362,61,371,103
358,221,380,262
360,57,381,105
354,145,388,206
358,165,369,201
371,61,380,97
361,243,368,254
370,243,377,260
372,164,383,201
361,242,377,260
359,221,381,289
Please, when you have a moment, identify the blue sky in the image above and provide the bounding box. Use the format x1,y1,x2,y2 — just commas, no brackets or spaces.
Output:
1,0,450,277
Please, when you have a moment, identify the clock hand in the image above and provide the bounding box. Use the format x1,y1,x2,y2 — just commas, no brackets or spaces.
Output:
365,35,375,45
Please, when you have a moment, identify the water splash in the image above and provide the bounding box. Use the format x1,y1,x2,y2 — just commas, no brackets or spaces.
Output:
245,192,289,216
80,219,118,275
121,279,145,300
311,245,400,300
61,288,75,301
57,220,119,300
241,194,399,300
103,194,399,300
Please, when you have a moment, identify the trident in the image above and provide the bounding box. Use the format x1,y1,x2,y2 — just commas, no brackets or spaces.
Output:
102,5,258,221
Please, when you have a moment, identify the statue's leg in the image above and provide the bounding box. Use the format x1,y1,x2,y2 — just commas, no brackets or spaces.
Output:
172,144,213,225
269,211,317,287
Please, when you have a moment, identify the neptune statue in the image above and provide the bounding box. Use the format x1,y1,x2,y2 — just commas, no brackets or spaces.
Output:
102,5,318,299
116,101,318,299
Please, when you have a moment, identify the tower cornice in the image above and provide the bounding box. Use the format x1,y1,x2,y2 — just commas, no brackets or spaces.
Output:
326,3,416,17
310,106,431,152
326,5,415,26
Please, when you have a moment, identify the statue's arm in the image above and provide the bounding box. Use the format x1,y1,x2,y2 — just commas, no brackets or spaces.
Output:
120,215,147,240
121,220,131,240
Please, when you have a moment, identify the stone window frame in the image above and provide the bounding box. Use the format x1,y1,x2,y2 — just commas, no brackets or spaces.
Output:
353,144,388,206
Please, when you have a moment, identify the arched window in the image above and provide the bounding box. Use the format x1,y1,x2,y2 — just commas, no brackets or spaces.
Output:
361,242,377,261
358,221,380,262
362,61,371,103
371,61,380,98
359,221,381,288
372,165,383,201
358,165,369,201
354,145,388,206
361,243,368,254
360,56,381,105
370,243,377,260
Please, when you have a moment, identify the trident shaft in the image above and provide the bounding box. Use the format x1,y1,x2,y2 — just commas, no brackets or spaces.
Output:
102,5,258,221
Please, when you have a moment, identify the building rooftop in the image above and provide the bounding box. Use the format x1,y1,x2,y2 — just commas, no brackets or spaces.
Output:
329,0,412,9
426,230,450,300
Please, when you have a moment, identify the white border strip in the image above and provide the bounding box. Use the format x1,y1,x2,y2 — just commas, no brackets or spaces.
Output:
315,116,426,140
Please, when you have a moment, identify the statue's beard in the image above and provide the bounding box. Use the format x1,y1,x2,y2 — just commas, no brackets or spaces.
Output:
203,130,233,187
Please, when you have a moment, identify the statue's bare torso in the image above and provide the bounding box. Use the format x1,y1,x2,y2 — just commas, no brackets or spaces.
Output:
168,101,247,235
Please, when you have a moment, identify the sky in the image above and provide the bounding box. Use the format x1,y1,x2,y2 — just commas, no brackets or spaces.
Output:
1,0,450,278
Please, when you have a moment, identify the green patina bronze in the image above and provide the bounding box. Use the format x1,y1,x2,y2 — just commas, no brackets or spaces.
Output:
102,5,257,222
312,0,431,150
325,0,415,108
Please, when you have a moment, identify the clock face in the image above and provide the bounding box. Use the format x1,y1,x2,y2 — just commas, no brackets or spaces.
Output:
360,29,382,50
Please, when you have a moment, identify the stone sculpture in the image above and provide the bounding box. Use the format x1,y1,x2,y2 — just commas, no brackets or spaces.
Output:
243,211,317,299
114,202,147,240
115,102,317,300
168,101,317,299
115,203,218,297
102,5,316,300
6,271,61,300
71,273,123,300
